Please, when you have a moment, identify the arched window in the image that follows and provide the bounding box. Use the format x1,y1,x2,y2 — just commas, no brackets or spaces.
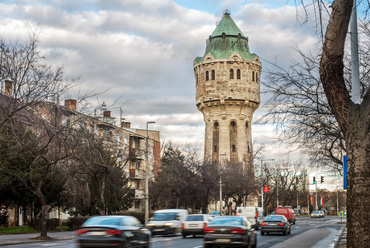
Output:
256,73,259,82
212,70,215,80
206,71,209,81
230,121,236,126
230,69,234,79
237,69,241,79
252,71,255,81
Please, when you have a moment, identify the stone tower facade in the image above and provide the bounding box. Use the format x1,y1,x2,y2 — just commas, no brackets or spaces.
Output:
194,11,261,165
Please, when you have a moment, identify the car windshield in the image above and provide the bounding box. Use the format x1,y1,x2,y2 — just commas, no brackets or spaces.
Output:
186,216,203,221
264,215,284,221
84,217,122,226
211,217,242,226
313,211,319,214
153,213,177,221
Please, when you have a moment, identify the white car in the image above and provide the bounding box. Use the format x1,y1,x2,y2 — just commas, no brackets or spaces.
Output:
181,214,211,238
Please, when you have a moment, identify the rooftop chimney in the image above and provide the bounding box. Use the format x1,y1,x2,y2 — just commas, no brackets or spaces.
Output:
121,121,131,128
65,99,77,111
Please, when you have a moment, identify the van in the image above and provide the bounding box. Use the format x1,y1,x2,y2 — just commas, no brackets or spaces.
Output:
274,207,296,224
147,209,188,235
235,207,263,229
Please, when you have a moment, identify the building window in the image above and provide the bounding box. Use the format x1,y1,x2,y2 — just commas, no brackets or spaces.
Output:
206,71,209,81
237,69,241,79
135,200,140,209
231,121,236,126
214,122,219,128
230,69,234,79
232,144,236,152
214,145,218,153
256,73,259,82
246,121,249,128
212,70,215,80
252,71,255,81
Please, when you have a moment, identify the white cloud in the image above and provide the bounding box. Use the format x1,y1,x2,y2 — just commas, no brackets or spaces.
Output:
0,0,320,163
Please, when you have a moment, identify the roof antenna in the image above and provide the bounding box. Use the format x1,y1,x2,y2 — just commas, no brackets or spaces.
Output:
224,9,231,16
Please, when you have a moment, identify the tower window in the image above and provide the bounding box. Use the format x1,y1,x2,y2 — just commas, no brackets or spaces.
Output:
232,144,236,152
212,70,215,80
230,69,234,79
237,69,241,79
252,71,255,81
256,73,259,82
214,145,218,153
246,121,249,128
230,121,236,126
214,122,219,128
206,71,209,81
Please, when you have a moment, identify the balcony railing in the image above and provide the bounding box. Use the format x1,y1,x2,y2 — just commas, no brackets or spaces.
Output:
129,169,145,179
130,189,144,199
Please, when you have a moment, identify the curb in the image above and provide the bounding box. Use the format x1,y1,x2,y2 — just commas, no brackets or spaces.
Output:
0,236,75,247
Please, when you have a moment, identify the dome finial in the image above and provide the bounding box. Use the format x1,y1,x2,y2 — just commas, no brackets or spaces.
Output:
223,9,231,16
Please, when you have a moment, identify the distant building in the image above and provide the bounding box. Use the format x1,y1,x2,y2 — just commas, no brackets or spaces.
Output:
0,81,160,226
194,10,261,166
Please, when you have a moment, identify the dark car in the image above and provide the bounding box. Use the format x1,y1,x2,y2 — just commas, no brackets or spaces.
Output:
260,215,291,236
203,216,257,248
75,215,151,248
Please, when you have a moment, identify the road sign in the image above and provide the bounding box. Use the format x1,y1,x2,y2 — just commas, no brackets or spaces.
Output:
338,211,344,217
263,185,269,192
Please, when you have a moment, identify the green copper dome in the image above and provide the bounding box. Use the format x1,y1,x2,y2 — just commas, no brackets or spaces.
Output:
194,13,258,64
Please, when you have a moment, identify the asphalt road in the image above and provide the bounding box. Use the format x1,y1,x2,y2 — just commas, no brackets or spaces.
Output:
3,216,345,248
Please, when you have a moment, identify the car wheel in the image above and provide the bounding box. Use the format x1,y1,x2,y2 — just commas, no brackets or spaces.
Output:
251,236,257,248
288,227,291,234
204,244,212,248
123,240,132,248
144,236,151,248
182,234,186,238
261,231,265,235
284,229,288,236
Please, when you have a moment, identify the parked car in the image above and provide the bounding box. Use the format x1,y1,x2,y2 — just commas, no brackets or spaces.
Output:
75,215,151,248
203,216,257,248
147,209,188,236
274,207,296,224
311,211,322,218
181,214,211,238
260,215,291,236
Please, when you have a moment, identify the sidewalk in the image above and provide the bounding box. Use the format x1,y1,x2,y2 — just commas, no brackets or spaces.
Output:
336,226,347,248
0,231,75,246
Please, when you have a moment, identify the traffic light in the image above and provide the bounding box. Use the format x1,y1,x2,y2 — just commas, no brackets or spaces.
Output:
321,176,324,183
313,177,316,184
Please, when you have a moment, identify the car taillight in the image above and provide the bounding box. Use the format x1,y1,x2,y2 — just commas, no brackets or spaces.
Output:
279,223,285,226
231,228,245,234
76,229,88,234
204,228,215,233
106,230,122,235
261,223,267,226
182,223,185,229
235,212,237,216
255,212,258,219
203,222,207,228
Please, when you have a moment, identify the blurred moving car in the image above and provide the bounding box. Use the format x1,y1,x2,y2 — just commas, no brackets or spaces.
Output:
203,216,257,248
147,209,188,236
311,211,322,218
211,211,220,217
260,215,291,236
181,214,211,238
319,211,325,218
75,215,151,248
235,207,264,229
274,207,296,224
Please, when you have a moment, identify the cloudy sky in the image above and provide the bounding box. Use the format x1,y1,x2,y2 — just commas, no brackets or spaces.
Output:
0,0,324,163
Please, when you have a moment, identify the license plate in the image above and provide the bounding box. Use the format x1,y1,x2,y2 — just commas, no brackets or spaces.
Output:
217,239,230,242
154,229,165,232
190,224,198,227
269,223,277,225
88,231,105,236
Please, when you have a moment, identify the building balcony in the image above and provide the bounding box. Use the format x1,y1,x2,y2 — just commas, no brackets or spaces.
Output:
129,169,145,179
130,189,145,199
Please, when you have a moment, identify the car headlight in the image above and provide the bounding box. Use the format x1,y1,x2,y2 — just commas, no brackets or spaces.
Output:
147,223,155,227
165,222,174,226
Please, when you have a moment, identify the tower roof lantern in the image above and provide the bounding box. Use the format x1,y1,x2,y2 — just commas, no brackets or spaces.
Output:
211,11,245,38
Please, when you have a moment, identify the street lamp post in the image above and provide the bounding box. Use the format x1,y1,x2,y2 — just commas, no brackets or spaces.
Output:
259,159,274,214
219,153,226,215
145,121,155,227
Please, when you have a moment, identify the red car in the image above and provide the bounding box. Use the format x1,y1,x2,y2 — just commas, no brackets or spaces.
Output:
274,207,296,224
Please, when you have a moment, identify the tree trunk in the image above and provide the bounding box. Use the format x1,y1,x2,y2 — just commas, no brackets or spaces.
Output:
99,178,106,216
319,0,370,246
36,189,48,237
